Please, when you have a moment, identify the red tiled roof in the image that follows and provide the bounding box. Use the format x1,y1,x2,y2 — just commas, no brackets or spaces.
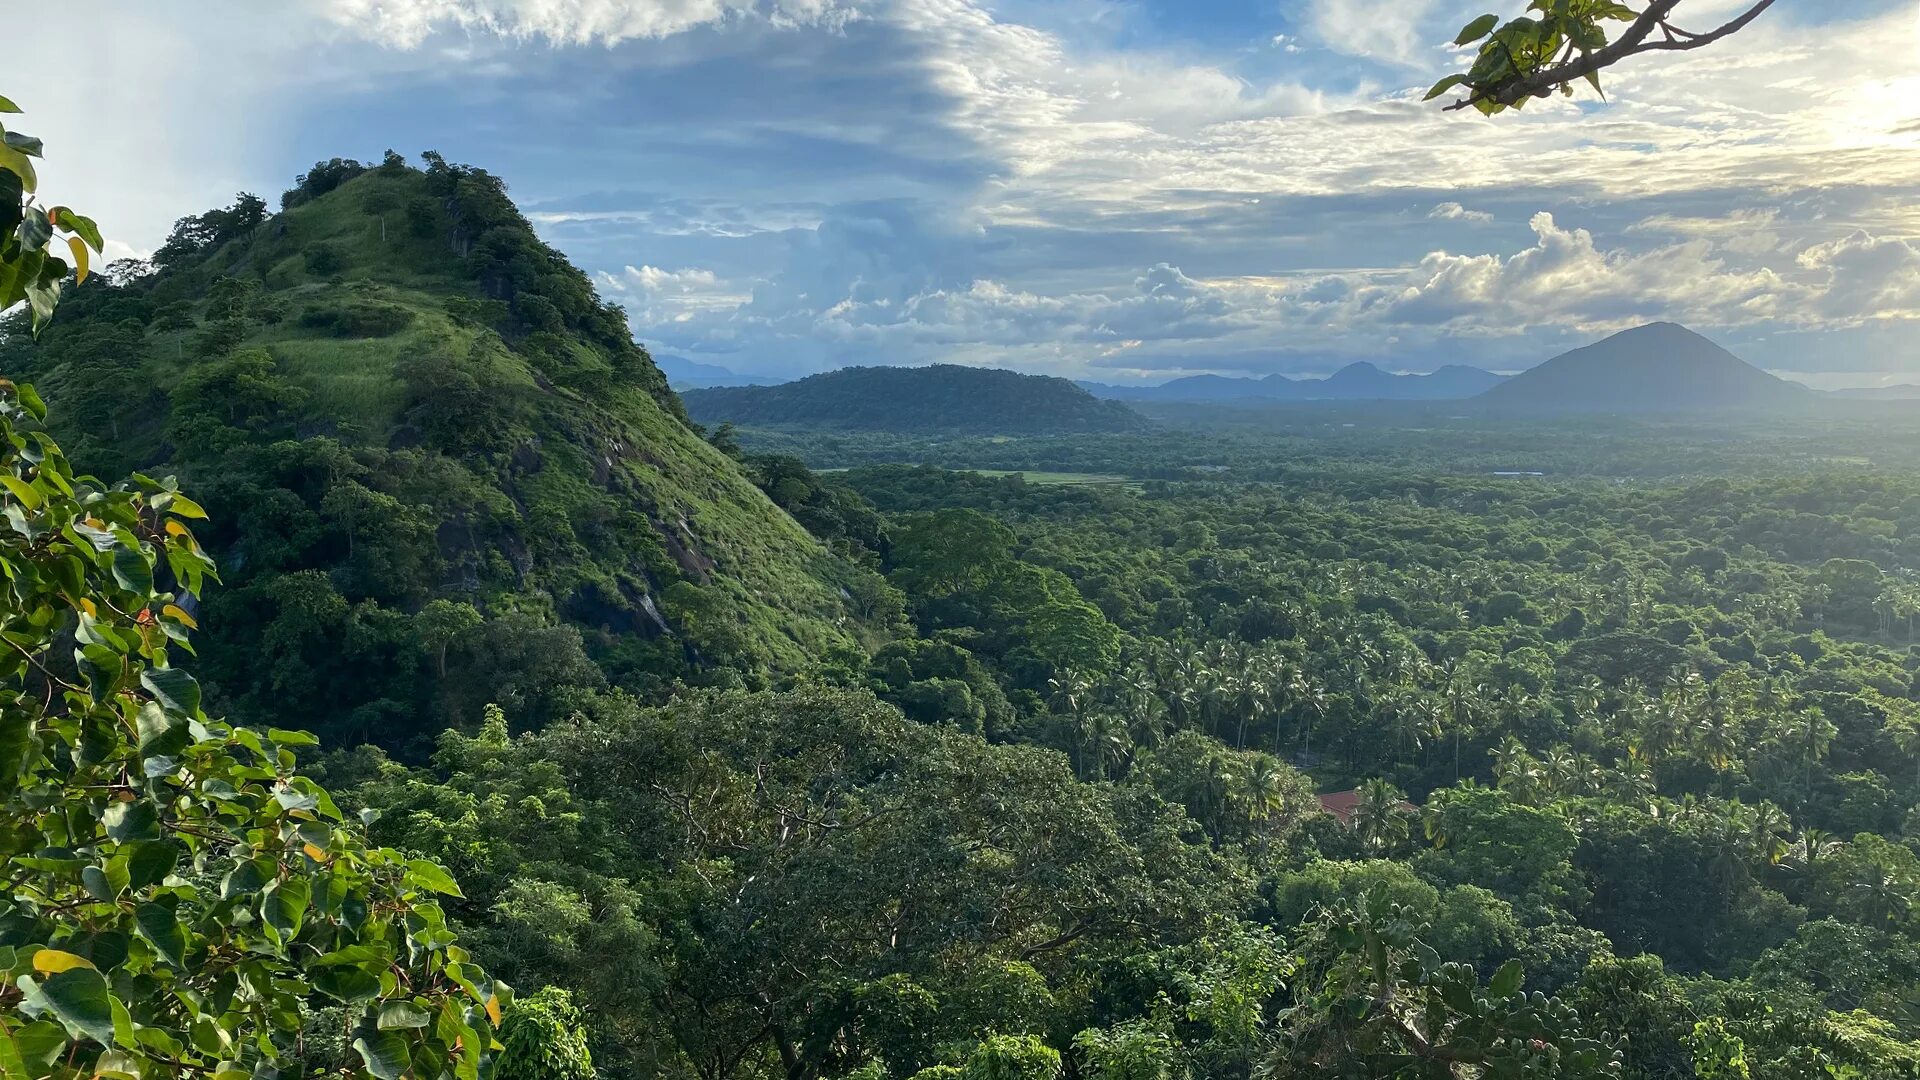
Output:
1317,789,1418,826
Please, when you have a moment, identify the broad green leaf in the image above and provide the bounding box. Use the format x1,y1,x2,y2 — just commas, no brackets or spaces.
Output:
120,840,178,890
1424,74,1469,101
48,208,102,253
353,1029,413,1080
0,142,35,193
0,474,41,509
134,904,187,968
311,965,383,1003
1454,13,1500,45
18,968,116,1045
140,667,201,717
378,1001,434,1030
102,799,160,843
405,858,465,898
111,546,153,595
0,94,19,113
15,207,51,253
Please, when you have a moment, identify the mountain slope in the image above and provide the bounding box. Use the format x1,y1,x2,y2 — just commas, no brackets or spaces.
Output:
1082,364,1506,403
1476,323,1810,413
685,364,1145,434
0,154,879,751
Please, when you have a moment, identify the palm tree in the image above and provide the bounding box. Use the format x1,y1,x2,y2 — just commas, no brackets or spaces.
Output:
1851,860,1915,927
1785,827,1840,874
1442,667,1486,782
1352,778,1410,855
1747,801,1792,868
1242,755,1290,827
1773,707,1836,809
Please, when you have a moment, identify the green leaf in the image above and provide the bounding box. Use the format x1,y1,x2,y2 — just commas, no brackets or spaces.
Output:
1490,958,1524,999
140,667,201,717
111,546,153,595
267,727,320,747
120,840,178,890
48,208,102,253
405,859,465,898
2,132,42,158
165,494,208,519
311,965,384,1003
0,95,20,113
378,1001,434,1030
102,800,160,843
15,207,52,253
262,876,310,938
353,1029,413,1080
0,142,36,193
1454,13,1500,45
18,968,116,1044
1424,74,1469,102
134,903,188,968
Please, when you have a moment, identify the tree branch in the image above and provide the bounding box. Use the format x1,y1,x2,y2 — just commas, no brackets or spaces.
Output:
1447,0,1776,112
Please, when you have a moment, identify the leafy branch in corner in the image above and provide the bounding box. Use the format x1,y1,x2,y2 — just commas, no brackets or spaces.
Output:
1426,0,1777,115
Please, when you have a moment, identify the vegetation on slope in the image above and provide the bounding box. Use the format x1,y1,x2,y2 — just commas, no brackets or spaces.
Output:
683,364,1146,435
0,152,890,752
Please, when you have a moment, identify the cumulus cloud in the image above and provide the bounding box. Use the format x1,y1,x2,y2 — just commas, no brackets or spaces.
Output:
599,264,748,324
1369,212,1791,333
1796,232,1920,322
1428,201,1493,224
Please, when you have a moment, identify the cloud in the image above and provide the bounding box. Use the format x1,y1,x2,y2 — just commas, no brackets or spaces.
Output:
320,0,861,47
599,264,749,323
1367,212,1791,333
1428,201,1493,224
1796,231,1920,322
1304,0,1437,66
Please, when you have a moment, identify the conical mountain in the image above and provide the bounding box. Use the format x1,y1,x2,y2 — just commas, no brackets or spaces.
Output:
1475,322,1809,412
0,153,881,751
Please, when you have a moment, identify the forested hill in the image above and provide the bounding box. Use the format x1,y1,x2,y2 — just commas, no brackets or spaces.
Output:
0,153,890,753
683,363,1147,434
1476,321,1812,412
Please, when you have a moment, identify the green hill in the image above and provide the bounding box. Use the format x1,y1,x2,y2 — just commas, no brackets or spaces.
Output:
0,153,886,752
683,364,1147,434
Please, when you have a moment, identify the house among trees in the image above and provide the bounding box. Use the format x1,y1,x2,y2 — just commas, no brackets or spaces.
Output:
1318,787,1418,827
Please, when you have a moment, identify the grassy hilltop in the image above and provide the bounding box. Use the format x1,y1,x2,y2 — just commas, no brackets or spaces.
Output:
0,153,887,750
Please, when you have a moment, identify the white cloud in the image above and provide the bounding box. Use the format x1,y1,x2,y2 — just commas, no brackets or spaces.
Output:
1304,0,1437,66
1796,232,1920,323
1428,201,1493,224
599,264,749,323
1368,212,1791,333
320,0,861,47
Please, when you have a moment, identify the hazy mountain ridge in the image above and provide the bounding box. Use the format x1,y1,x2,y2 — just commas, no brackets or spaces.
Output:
1081,362,1508,403
683,363,1146,434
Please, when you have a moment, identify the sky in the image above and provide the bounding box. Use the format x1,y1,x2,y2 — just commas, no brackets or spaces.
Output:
19,0,1920,386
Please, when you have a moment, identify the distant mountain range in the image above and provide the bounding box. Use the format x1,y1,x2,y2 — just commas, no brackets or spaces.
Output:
1830,383,1920,400
1080,362,1507,403
653,354,779,389
1476,322,1812,412
681,324,1911,426
681,364,1145,435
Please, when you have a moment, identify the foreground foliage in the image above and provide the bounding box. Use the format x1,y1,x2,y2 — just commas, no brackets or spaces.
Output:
0,100,502,1080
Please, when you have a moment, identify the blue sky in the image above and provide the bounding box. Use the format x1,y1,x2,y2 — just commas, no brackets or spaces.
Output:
24,0,1920,385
